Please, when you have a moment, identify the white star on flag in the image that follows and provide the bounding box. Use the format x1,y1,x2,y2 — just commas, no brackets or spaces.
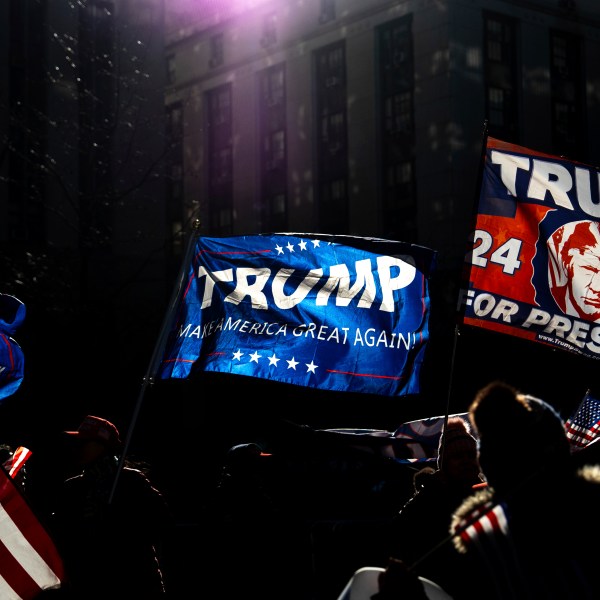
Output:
287,357,299,370
232,350,243,360
249,351,261,363
306,361,318,373
268,354,280,366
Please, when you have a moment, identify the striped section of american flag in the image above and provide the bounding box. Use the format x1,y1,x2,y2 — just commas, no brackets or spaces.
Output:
454,500,509,547
0,464,64,598
565,390,600,450
2,446,32,479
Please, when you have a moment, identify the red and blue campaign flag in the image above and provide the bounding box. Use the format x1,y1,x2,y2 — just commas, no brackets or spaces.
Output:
565,390,600,451
156,233,436,396
458,136,600,360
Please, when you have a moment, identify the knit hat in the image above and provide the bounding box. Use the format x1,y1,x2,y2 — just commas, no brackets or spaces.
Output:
469,381,570,494
437,416,478,469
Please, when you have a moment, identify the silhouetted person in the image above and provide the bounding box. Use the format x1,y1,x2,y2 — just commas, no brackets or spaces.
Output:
388,416,485,598
451,381,600,599
338,417,484,600
51,415,172,598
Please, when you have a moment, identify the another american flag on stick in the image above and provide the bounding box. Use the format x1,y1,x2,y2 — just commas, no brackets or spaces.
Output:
0,462,64,598
565,390,600,451
453,500,510,548
2,446,32,479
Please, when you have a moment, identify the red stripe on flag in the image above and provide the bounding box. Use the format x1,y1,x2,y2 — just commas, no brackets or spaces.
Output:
487,506,501,532
0,468,64,598
7,446,32,478
473,518,485,538
0,537,44,599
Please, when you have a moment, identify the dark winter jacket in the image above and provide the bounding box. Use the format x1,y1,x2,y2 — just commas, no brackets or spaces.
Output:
450,463,600,599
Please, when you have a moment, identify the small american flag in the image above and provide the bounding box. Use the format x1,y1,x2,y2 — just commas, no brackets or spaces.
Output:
453,500,510,548
0,462,64,598
565,390,600,451
2,446,32,479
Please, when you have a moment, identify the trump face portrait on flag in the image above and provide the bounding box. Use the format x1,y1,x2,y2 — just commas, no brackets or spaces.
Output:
460,136,600,361
547,220,600,322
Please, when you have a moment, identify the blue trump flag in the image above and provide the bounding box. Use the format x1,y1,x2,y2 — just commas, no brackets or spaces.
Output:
0,294,26,401
156,233,437,397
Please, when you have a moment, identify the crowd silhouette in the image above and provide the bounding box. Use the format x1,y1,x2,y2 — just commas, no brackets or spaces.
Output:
2,379,600,599
339,380,600,599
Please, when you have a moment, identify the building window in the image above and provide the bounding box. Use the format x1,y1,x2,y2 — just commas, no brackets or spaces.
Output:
384,91,412,135
206,84,233,235
265,130,285,167
260,12,277,48
487,87,506,127
550,30,585,160
314,42,348,234
209,33,224,68
258,64,287,231
377,16,417,242
319,0,335,24
483,12,519,141
166,102,183,139
265,65,284,107
166,54,176,84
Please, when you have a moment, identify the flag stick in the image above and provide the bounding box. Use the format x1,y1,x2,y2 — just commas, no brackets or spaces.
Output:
439,120,488,466
437,324,461,469
109,219,202,504
455,119,489,326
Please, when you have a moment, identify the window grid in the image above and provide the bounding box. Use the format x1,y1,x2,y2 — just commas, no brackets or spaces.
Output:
206,84,234,235
314,41,348,234
258,64,288,231
377,16,417,242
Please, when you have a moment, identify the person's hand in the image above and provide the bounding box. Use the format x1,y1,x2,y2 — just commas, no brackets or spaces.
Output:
373,557,428,599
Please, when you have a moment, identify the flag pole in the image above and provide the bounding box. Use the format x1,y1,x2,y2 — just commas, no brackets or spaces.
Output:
455,119,489,326
439,121,489,467
108,219,202,504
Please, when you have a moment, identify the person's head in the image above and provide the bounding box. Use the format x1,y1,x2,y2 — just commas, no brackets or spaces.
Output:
221,443,271,477
437,417,480,485
547,219,600,321
63,415,122,466
469,381,570,497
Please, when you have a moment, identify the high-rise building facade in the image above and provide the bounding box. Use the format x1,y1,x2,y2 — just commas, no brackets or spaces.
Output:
164,0,600,293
